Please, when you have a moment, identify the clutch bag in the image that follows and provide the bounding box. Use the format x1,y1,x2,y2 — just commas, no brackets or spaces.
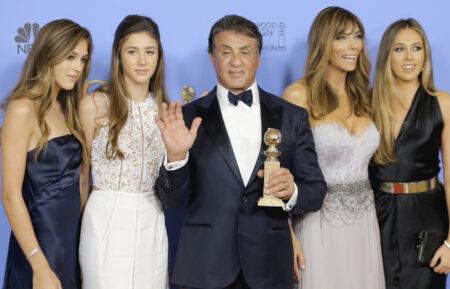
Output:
417,230,446,265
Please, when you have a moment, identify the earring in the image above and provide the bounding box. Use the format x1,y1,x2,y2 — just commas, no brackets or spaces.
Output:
421,66,424,72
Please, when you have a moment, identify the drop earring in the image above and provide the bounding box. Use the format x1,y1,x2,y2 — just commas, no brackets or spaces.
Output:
421,66,424,72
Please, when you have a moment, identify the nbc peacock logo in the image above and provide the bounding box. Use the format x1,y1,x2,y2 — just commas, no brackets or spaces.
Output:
15,23,40,54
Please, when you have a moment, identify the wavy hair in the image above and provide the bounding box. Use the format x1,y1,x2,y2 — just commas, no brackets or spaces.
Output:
372,18,436,165
304,6,371,119
101,15,169,160
2,19,92,162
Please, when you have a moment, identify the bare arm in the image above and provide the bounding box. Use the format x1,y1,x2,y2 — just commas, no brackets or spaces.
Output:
283,80,316,280
78,91,106,210
282,79,310,112
1,100,61,289
290,224,305,282
431,93,450,273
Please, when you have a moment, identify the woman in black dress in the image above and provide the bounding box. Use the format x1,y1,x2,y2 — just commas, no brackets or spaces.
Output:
371,18,450,289
1,19,92,289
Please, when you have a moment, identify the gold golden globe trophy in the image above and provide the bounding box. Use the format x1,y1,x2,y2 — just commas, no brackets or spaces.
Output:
181,85,195,105
258,128,285,207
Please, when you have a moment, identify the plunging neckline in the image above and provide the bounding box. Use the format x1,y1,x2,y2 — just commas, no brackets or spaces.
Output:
393,86,421,142
312,122,375,139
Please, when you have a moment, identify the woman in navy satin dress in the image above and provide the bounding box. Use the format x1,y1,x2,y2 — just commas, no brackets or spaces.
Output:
1,19,92,289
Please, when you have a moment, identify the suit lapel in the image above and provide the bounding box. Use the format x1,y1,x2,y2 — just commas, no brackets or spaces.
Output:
246,88,283,187
196,89,244,186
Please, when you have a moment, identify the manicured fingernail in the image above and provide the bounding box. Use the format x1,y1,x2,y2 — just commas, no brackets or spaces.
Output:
264,183,268,188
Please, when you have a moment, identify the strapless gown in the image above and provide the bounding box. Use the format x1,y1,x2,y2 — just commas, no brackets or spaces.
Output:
3,134,82,289
294,123,385,289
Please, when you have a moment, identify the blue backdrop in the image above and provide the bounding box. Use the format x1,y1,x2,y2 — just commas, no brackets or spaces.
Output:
1,0,449,286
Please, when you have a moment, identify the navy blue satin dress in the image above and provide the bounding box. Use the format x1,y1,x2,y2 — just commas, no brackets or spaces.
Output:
3,134,82,289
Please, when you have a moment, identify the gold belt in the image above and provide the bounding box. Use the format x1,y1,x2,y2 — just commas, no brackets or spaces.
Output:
379,177,437,194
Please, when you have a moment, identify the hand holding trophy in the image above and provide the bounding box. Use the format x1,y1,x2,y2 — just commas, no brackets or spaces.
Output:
258,128,285,207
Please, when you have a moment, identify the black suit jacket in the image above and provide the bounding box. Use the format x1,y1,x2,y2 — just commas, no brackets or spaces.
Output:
156,87,326,289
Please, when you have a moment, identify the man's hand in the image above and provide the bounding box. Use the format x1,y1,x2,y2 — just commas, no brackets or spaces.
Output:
155,101,201,162
257,167,295,200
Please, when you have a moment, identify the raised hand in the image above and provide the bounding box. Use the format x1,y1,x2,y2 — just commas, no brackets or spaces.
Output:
155,101,201,162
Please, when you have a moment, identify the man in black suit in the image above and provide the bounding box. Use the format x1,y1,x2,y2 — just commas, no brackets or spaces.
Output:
155,15,326,289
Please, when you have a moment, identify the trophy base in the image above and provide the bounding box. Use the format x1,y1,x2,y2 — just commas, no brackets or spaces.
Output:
257,196,284,207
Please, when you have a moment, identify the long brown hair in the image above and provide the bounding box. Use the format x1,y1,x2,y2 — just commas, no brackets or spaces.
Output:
372,18,436,165
102,15,169,160
304,6,371,119
2,19,92,162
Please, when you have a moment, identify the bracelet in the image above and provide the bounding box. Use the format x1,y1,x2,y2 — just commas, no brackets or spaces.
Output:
444,240,450,249
26,246,41,260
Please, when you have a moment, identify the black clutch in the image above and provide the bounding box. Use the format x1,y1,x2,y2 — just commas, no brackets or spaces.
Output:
417,231,446,265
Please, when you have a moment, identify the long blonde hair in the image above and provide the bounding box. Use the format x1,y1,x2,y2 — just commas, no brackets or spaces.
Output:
2,19,92,162
102,15,169,160
304,6,371,119
372,18,436,165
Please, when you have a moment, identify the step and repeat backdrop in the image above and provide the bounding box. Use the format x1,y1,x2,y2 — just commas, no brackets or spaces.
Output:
0,0,449,286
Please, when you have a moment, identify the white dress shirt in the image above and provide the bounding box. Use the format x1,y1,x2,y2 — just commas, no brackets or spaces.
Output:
164,81,298,211
217,82,261,186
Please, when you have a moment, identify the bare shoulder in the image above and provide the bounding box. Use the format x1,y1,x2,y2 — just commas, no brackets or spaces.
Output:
281,78,309,110
436,90,450,101
435,91,450,121
2,99,37,141
3,98,37,125
5,98,35,115
79,90,108,119
436,91,450,110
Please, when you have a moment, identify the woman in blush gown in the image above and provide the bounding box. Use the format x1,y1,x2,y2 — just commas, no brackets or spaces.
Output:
2,19,92,289
371,18,450,289
282,7,385,289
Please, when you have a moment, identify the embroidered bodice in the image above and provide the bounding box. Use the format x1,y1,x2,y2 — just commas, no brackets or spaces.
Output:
313,122,379,184
312,122,380,226
91,94,165,193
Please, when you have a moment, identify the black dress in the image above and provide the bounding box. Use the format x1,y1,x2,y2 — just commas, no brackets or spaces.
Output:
3,134,82,289
371,86,448,289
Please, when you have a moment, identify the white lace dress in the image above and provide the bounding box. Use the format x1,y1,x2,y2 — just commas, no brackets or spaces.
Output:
79,94,168,289
293,123,385,289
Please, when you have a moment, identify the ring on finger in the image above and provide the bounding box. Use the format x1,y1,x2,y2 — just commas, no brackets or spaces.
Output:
284,183,288,190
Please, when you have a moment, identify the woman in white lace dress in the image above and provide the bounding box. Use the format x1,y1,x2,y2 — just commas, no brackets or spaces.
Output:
78,15,169,289
282,7,385,289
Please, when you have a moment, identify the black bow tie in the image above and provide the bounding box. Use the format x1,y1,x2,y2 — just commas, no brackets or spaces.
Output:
228,90,253,107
